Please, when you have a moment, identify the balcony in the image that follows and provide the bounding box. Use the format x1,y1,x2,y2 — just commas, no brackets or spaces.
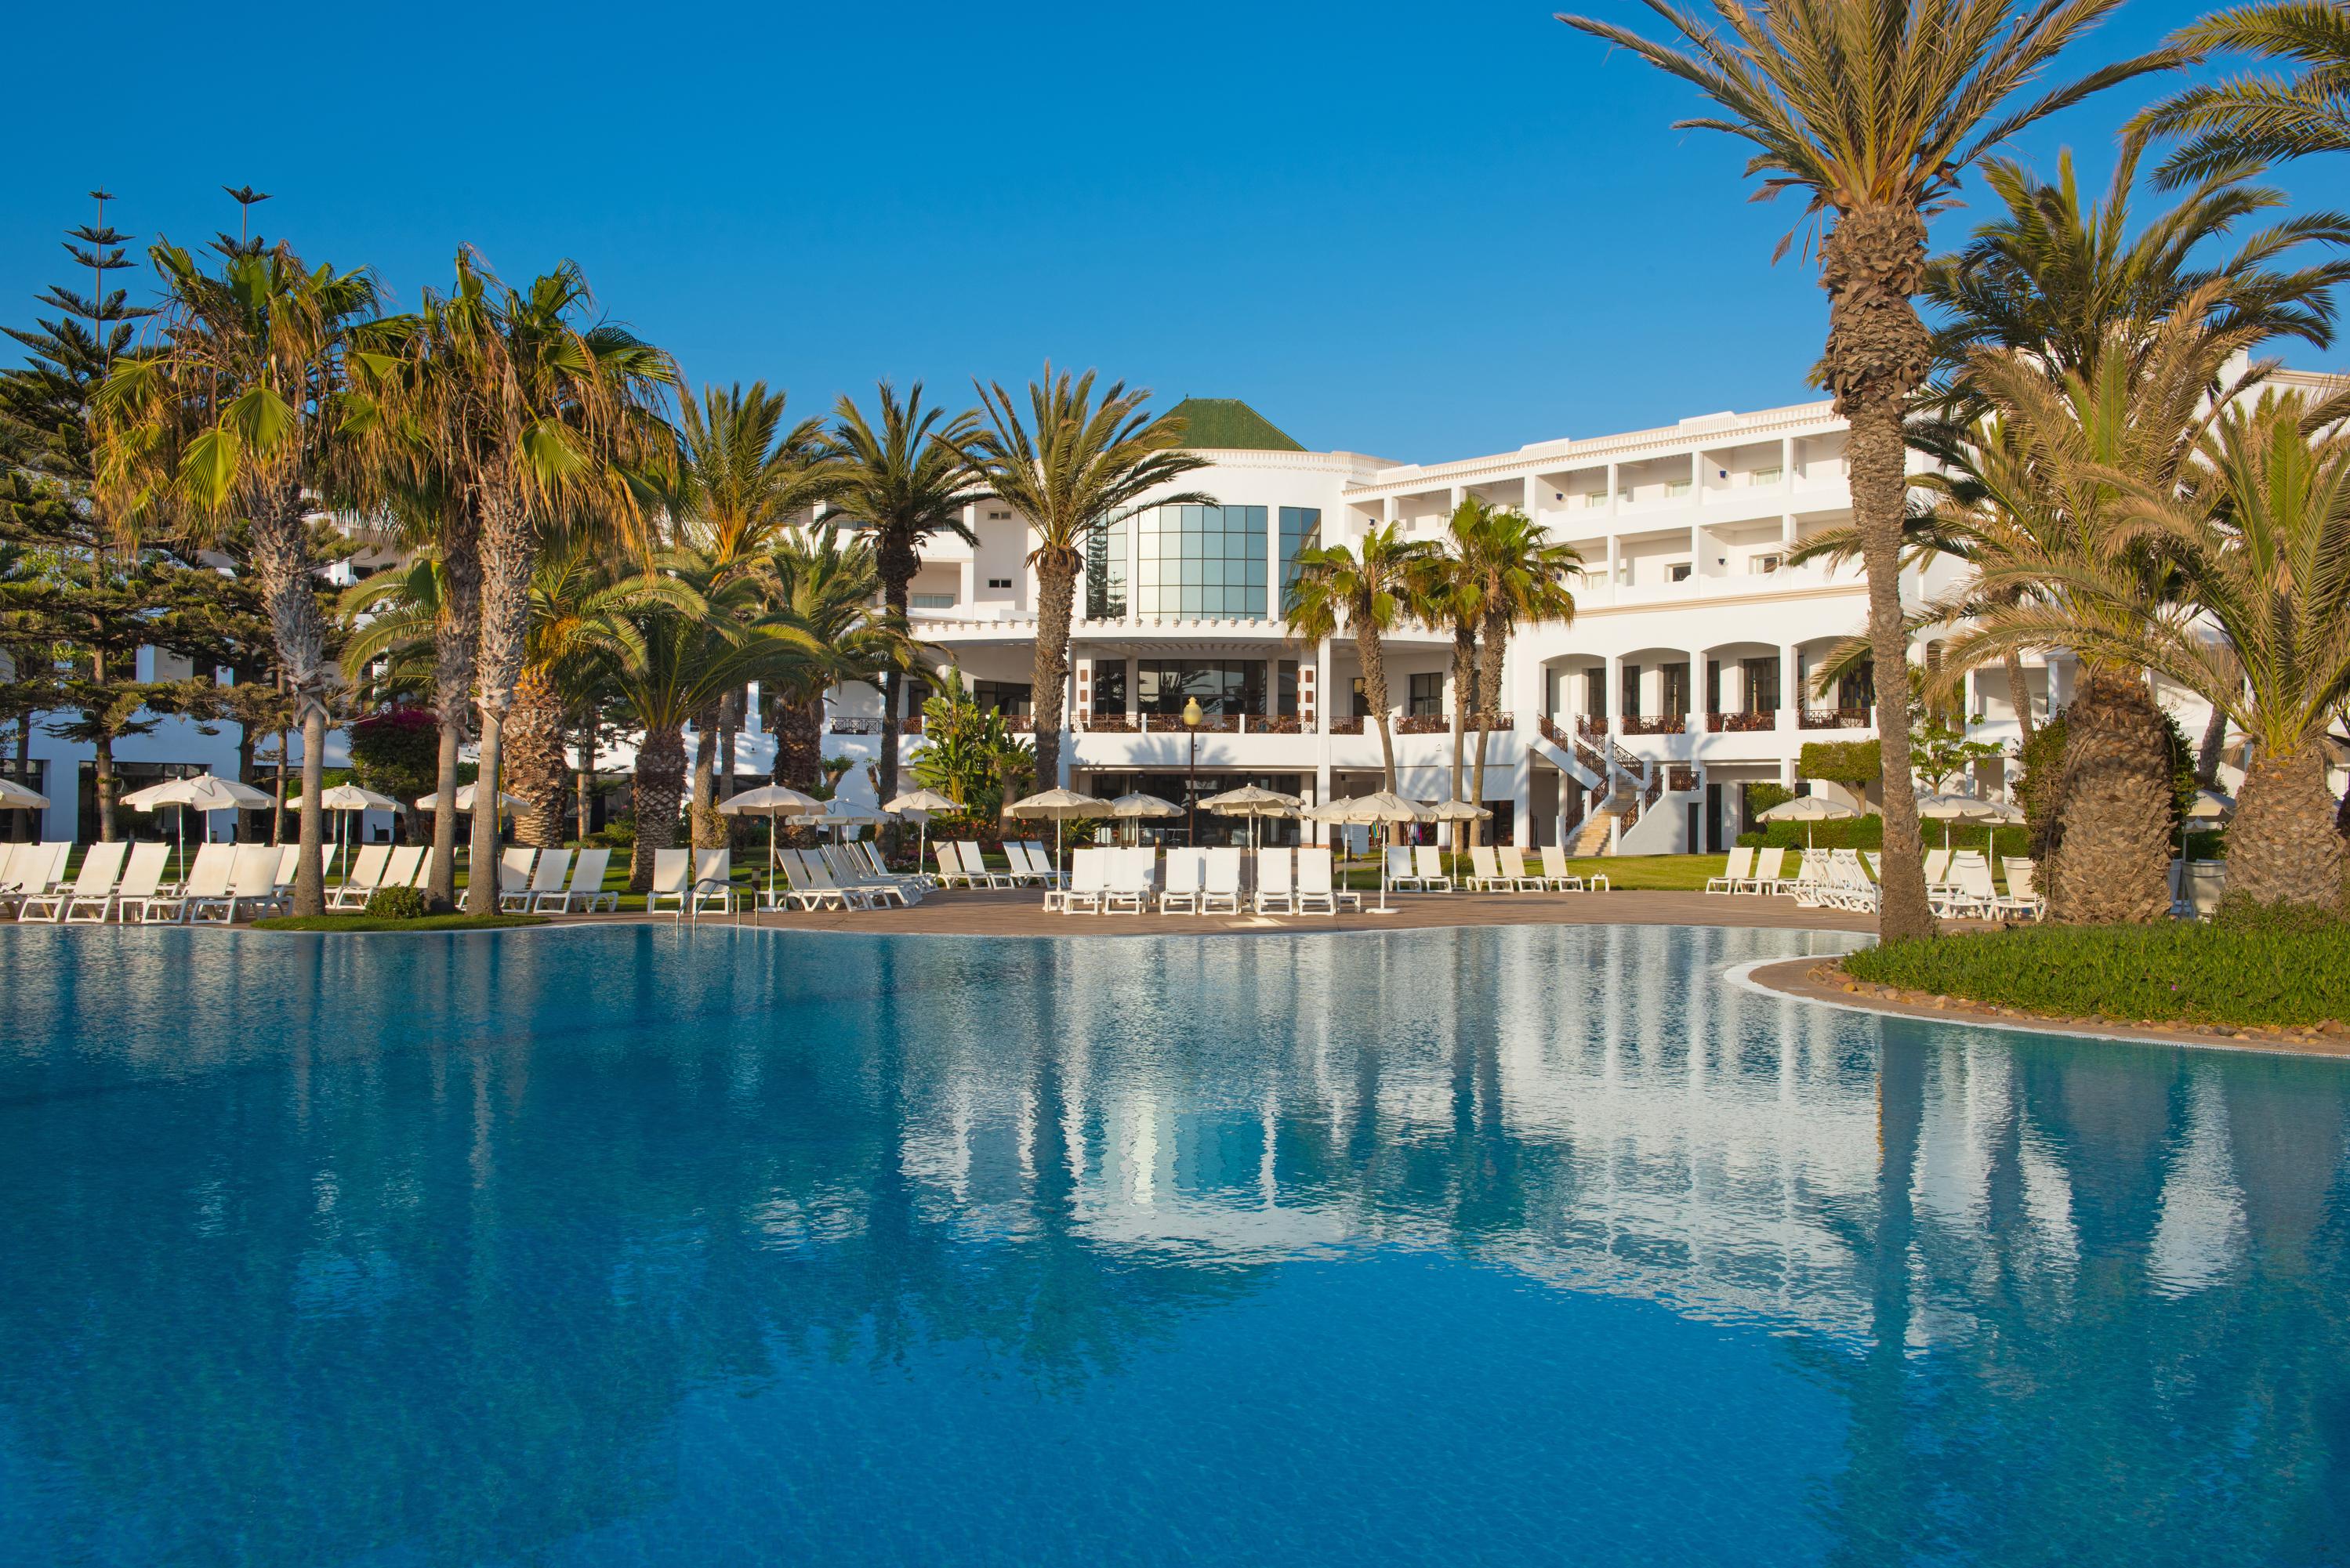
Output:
1706,710,1778,733
829,716,883,735
1086,714,1137,733
1577,715,1608,738
1799,708,1872,730
1329,716,1365,735
1395,714,1449,735
1620,714,1689,736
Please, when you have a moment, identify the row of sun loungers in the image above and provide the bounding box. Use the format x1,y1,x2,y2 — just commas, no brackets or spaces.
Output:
932,841,1061,889
1702,845,2046,919
1,839,345,924
1039,846,1362,915
1387,843,1612,893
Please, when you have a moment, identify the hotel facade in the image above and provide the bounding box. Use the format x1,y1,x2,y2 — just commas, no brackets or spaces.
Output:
8,393,2269,851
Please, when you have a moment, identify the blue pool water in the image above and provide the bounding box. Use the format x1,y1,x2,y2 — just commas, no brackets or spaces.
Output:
2,922,2347,1566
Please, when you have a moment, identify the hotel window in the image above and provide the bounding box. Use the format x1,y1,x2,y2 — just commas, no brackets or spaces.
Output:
1408,672,1443,716
1278,507,1318,599
1583,667,1605,717
1276,660,1299,719
1584,491,1607,508
1086,513,1128,619
1742,657,1780,715
1137,660,1264,717
1661,661,1692,719
985,577,1014,590
1136,504,1269,619
910,592,956,609
1668,562,1692,583
1752,465,1782,485
1751,553,1781,575
1091,661,1127,716
1351,676,1370,717
973,680,1032,719
1620,663,1641,719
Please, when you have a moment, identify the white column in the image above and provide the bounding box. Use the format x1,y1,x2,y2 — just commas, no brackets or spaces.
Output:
1781,644,1800,728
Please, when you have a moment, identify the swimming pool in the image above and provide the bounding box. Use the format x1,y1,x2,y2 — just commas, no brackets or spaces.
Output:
2,922,2345,1566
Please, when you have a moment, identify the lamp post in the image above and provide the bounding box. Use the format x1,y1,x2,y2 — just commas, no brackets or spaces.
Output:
1184,696,1203,846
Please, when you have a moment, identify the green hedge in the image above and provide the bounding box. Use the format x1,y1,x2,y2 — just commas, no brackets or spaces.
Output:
1737,813,2031,858
1844,920,2350,1027
1798,739,1880,787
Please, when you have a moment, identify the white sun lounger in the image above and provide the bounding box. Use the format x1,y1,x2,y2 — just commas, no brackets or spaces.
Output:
1463,845,1513,892
95,842,173,923
645,849,693,915
1296,846,1356,914
1253,848,1294,914
1496,846,1544,891
933,844,971,887
190,845,285,923
1412,845,1453,892
330,844,393,911
1707,846,1753,894
20,841,128,923
956,842,1010,889
540,846,617,912
504,847,571,911
1200,848,1242,914
1385,846,1422,890
494,847,538,904
136,842,234,924
1739,846,1785,895
1998,856,2047,921
1059,847,1108,914
1101,847,1154,914
1158,848,1205,914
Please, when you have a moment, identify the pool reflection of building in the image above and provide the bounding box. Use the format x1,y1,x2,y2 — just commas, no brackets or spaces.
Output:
866,928,2342,1349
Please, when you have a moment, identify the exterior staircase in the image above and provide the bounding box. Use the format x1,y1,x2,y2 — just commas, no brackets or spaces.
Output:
1570,809,1619,856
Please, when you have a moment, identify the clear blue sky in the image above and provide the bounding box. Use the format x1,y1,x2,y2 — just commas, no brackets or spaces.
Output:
7,0,2348,463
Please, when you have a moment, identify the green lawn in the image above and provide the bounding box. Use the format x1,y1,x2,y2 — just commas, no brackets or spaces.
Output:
251,912,549,932
1843,922,2350,1029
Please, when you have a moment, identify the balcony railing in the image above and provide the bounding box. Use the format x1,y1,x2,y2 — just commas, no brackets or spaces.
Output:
829,716,882,735
1799,707,1872,730
1577,715,1608,738
1085,714,1137,733
1706,710,1777,733
1329,716,1365,734
1394,713,1449,734
1620,713,1688,736
1666,765,1698,792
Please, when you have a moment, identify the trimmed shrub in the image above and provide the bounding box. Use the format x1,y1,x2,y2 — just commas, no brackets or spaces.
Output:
364,885,430,921
1744,781,1794,818
1797,739,1880,788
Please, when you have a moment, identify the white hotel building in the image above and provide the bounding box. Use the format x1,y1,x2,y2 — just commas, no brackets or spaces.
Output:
12,390,2271,852
848,394,2097,855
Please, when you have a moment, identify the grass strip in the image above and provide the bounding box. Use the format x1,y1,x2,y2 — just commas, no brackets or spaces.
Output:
1843,922,2350,1029
250,914,549,933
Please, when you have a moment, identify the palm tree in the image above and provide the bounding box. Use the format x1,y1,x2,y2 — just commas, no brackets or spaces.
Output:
1284,523,1433,804
2095,392,2350,909
760,523,927,798
386,252,675,913
2139,2,2350,187
1405,509,1489,816
825,381,981,817
1923,136,2350,404
1555,0,2177,940
1467,509,1582,840
669,380,833,845
1928,288,2265,921
100,238,381,916
596,552,824,889
959,368,1209,792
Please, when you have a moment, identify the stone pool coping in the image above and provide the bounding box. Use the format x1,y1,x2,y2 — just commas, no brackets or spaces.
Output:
1736,955,2350,1059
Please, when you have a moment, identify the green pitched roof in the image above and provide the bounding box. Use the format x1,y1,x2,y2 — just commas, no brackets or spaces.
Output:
1162,397,1306,451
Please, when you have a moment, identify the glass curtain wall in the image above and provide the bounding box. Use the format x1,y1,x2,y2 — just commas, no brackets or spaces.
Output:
1137,661,1266,718
1137,505,1267,619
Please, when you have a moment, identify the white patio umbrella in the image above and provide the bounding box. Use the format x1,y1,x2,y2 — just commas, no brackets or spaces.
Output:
0,777,48,810
1315,791,1430,912
1108,791,1182,846
1201,784,1301,857
718,783,826,907
883,788,959,872
1425,795,1491,854
1916,791,2000,849
295,783,402,867
413,784,528,815
792,802,887,845
1758,792,1859,850
1003,788,1109,882
2186,788,2236,822
121,773,274,874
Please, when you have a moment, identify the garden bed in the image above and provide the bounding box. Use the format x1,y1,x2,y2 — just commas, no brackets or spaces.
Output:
1837,921,2350,1031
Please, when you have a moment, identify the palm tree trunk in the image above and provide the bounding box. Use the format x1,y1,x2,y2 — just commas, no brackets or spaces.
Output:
2002,653,2036,743
689,704,723,849
273,726,288,846
1472,614,1507,846
234,719,257,844
246,482,334,914
430,716,462,907
430,505,481,906
1449,625,1474,845
1821,205,1935,943
92,733,118,842
2226,743,2345,911
293,701,328,918
470,487,532,916
2042,668,2174,924
717,687,740,806
774,690,825,793
1031,550,1078,790
575,714,596,844
630,723,686,891
1358,622,1398,842
506,663,569,849
877,539,916,823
